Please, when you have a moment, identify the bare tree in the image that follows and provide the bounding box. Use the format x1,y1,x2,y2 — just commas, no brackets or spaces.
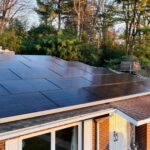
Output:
0,0,32,33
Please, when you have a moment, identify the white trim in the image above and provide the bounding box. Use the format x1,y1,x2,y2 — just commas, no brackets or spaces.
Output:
6,123,82,150
2,107,150,141
0,108,113,140
116,110,150,126
20,122,82,150
20,122,80,140
137,118,150,126
116,110,138,125
51,131,55,150
83,119,93,150
1,92,150,124
108,68,122,74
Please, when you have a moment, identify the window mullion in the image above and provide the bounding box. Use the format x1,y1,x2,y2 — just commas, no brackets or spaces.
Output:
51,131,55,150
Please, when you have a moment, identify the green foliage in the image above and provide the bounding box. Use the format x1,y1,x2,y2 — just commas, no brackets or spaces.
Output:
0,19,26,53
21,24,57,54
35,0,56,25
0,0,149,72
80,43,102,66
22,25,81,60
104,58,122,70
0,31,21,52
134,39,150,68
102,44,126,61
52,32,81,60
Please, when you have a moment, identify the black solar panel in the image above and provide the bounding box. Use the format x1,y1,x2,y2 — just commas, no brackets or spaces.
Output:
0,61,28,69
83,73,142,85
10,68,60,79
22,60,63,70
83,67,114,75
0,55,150,121
0,93,58,118
0,54,28,62
85,82,150,100
0,69,20,80
48,77,92,89
42,88,98,107
53,68,90,77
23,55,54,61
0,79,60,94
0,85,9,96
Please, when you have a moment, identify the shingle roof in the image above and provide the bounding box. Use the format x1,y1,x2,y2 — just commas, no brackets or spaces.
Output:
0,54,150,124
111,95,150,121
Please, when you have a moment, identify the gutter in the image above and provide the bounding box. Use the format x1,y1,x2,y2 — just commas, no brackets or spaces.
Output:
1,108,150,140
0,108,114,140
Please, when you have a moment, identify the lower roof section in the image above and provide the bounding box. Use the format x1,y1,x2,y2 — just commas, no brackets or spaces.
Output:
1,94,150,139
111,95,150,125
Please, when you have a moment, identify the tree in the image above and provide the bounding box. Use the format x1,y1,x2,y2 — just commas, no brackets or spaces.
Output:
0,0,31,33
35,0,56,26
115,0,150,54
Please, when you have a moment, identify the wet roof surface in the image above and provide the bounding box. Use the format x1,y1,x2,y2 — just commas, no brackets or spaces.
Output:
0,54,150,120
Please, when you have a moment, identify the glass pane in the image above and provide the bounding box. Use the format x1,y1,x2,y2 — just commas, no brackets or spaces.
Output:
22,133,51,150
56,126,78,150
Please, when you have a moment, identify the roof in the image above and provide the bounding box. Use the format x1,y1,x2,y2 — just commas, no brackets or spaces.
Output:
1,95,150,139
0,54,150,124
112,95,150,125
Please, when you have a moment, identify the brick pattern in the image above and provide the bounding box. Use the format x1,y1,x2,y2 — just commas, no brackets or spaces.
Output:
136,123,150,150
95,115,109,150
147,123,150,150
92,121,96,150
98,119,109,150
0,141,5,150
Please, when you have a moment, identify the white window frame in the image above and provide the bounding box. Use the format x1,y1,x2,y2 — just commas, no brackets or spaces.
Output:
19,122,82,150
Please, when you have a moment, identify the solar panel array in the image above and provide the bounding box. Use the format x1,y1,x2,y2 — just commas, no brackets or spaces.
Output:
0,54,150,119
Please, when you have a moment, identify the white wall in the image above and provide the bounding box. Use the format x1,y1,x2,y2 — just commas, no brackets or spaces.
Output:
109,113,131,150
83,119,93,150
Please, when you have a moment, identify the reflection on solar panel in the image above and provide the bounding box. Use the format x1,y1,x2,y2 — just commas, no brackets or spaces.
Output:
42,88,98,107
0,93,58,118
0,69,20,80
0,79,60,94
0,54,150,120
10,68,60,79
48,77,91,89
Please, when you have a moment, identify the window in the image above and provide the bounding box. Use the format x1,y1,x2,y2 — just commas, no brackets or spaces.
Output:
21,123,81,150
56,126,78,150
22,133,51,150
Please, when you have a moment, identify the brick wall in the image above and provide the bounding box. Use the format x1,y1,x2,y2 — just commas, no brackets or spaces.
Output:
136,123,150,150
147,123,150,150
95,115,109,150
0,141,5,150
92,121,96,150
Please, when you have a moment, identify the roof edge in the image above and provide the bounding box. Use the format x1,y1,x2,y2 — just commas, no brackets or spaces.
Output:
0,108,114,140
116,110,150,126
1,91,150,124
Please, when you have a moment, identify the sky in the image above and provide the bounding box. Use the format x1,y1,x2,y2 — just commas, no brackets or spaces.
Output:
23,0,40,28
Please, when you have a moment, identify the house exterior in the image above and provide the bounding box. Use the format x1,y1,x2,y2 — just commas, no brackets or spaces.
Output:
0,54,150,150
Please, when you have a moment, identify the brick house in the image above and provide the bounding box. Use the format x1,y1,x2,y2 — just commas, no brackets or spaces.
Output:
0,54,150,150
